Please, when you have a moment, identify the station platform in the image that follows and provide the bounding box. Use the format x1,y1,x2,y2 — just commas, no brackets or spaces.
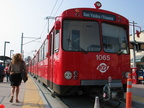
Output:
0,75,47,108
0,75,144,108
132,84,144,105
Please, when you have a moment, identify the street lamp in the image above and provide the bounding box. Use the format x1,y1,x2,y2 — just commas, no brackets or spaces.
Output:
4,41,10,67
10,50,14,58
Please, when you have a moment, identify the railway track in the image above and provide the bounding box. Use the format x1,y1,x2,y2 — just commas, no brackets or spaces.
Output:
32,76,127,108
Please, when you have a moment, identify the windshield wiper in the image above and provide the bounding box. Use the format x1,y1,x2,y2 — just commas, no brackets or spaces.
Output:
67,39,87,53
78,47,87,53
117,50,124,55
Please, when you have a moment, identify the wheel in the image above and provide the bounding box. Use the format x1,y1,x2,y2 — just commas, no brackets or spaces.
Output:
51,92,56,98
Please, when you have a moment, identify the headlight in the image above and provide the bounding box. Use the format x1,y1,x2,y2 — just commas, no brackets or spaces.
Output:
64,71,72,80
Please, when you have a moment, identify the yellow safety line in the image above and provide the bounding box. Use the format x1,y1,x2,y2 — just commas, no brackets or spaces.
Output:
132,95,144,103
22,77,45,108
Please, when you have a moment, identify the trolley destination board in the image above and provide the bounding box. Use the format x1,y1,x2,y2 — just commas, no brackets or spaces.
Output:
82,10,116,21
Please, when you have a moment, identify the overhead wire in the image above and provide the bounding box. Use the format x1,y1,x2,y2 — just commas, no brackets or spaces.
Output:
49,0,64,27
26,0,64,57
41,0,64,37
53,0,64,17
39,21,48,39
49,0,59,17
40,0,59,40
34,0,60,41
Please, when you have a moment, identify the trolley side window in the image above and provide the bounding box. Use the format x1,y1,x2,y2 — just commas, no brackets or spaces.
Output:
102,23,129,54
54,30,60,53
44,39,48,59
39,44,44,61
63,20,100,52
50,32,54,56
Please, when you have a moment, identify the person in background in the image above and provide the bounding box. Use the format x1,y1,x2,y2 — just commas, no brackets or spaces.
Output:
8,53,27,103
4,63,10,82
0,62,4,82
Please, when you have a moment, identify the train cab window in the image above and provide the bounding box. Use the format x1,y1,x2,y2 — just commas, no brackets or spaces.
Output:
63,20,100,52
102,23,129,54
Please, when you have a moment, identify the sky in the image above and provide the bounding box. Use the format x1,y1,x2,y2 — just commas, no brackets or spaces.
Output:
0,0,144,59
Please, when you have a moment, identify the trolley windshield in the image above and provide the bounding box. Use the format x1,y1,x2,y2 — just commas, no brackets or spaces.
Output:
102,23,129,54
63,20,100,52
62,20,128,54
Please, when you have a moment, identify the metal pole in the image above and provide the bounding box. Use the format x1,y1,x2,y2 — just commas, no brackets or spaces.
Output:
48,18,49,33
46,16,55,33
132,21,136,67
3,41,10,67
4,42,6,67
10,50,14,58
21,33,41,59
21,33,23,54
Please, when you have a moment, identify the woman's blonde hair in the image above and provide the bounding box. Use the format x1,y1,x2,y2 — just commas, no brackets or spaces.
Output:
12,53,23,64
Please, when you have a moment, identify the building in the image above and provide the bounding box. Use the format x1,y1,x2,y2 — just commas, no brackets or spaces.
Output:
130,30,144,69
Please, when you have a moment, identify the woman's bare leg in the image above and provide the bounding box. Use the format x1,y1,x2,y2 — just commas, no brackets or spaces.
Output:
10,86,15,102
16,86,20,102
11,86,15,97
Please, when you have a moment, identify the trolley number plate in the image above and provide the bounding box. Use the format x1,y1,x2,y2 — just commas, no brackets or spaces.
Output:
96,55,110,61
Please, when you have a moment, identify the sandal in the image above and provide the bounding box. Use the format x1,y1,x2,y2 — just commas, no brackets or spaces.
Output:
16,99,20,103
9,96,13,103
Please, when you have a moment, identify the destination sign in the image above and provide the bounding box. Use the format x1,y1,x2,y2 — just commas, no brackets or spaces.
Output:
82,10,116,21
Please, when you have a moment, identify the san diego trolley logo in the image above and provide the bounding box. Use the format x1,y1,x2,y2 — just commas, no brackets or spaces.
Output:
97,63,109,73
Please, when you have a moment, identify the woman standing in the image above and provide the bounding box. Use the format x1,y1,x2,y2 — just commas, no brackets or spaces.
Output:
4,63,10,82
9,53,27,103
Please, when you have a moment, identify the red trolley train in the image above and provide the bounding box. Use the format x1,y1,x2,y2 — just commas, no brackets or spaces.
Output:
28,2,131,101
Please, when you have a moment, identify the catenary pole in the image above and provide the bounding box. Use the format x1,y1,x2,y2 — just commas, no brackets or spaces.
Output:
132,21,137,67
21,33,23,54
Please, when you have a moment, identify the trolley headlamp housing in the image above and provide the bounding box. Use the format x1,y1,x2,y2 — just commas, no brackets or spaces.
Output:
64,71,72,80
94,1,102,9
